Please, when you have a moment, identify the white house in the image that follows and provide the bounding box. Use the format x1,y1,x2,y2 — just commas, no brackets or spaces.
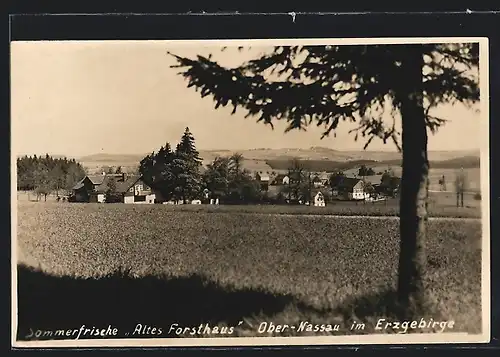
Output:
93,174,156,204
331,177,370,200
314,191,326,207
349,180,370,200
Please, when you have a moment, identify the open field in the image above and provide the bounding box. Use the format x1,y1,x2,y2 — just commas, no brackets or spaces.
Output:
385,168,481,193
16,190,482,218
15,201,482,339
340,167,481,193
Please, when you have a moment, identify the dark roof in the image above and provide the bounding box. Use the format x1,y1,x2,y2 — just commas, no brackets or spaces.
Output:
87,175,106,185
312,189,325,196
362,175,383,186
95,174,142,194
332,177,362,190
71,178,86,190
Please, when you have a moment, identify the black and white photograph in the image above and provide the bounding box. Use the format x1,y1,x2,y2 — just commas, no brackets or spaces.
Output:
11,37,490,347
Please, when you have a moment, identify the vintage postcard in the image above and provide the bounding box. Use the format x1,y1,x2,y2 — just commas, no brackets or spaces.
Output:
11,37,490,348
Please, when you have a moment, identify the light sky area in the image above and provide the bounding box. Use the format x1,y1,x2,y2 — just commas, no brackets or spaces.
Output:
11,40,483,157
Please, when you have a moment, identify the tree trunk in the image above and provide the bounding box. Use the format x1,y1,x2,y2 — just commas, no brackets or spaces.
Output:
396,46,428,318
461,192,464,207
456,192,460,207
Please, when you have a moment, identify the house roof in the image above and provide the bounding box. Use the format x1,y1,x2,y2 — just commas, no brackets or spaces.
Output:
332,177,362,190
87,175,106,185
362,175,383,186
71,178,86,190
95,174,142,194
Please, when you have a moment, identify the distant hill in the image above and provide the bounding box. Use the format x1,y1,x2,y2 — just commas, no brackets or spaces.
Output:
430,155,480,169
79,153,145,163
76,148,480,174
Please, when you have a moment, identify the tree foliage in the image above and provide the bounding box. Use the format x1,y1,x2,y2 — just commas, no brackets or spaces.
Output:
202,156,232,199
169,43,478,150
173,127,203,203
285,158,312,203
454,169,469,207
380,169,401,197
139,128,204,203
358,165,376,176
17,154,86,199
202,153,261,203
104,176,122,203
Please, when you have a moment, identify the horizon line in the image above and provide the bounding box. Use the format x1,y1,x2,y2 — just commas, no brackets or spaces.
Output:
15,147,480,159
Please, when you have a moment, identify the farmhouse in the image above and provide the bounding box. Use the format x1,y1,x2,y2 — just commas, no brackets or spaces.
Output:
330,177,368,200
71,174,107,202
71,173,156,204
258,173,270,191
94,174,156,204
312,175,323,188
313,191,326,207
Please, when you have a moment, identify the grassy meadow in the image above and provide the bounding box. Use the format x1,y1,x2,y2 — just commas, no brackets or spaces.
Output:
16,190,482,218
15,200,483,340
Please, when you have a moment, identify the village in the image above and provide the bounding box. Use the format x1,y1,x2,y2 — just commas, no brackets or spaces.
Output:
68,165,401,207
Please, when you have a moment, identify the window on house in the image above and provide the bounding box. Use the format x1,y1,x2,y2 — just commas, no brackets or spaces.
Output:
129,187,134,193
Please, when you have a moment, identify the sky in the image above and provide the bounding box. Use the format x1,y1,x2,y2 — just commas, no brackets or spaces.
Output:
11,40,484,158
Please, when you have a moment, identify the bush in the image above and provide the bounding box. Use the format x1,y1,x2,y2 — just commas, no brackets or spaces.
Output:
473,192,481,200
104,192,123,203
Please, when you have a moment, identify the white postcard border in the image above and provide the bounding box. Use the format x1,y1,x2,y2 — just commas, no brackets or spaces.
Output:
11,36,491,348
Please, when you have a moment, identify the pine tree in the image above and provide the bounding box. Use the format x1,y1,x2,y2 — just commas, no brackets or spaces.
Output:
173,128,203,203
168,43,479,317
